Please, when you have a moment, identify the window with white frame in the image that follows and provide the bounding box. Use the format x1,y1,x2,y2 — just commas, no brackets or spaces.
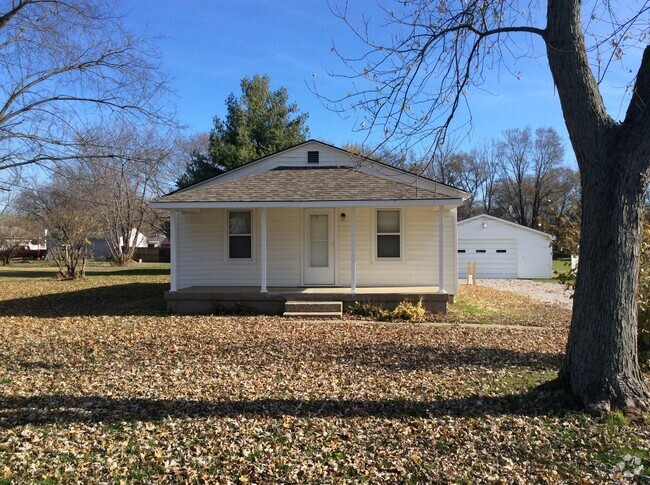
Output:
376,209,401,258
228,211,252,259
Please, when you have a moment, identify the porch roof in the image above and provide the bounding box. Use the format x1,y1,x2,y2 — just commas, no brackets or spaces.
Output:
152,166,463,209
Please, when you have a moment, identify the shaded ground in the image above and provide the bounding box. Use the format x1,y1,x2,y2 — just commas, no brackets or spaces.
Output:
0,264,648,482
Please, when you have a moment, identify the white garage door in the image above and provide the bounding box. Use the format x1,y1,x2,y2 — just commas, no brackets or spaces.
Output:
458,239,518,278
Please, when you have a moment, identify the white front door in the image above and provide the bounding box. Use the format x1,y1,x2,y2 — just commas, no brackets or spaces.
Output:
303,209,335,285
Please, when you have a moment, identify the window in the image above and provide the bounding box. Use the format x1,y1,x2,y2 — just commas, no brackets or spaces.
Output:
496,249,507,253
228,211,252,259
476,249,486,253
376,209,401,258
457,249,466,253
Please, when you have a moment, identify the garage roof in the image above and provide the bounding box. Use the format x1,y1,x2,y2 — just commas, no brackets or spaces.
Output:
458,214,554,240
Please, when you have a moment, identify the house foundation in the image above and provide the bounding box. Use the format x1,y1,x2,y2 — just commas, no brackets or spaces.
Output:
165,286,451,315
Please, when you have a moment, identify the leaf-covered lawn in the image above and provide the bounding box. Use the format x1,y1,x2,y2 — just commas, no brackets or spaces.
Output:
439,284,571,328
0,263,648,482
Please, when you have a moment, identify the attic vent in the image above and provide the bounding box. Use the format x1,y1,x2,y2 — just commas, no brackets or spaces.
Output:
307,151,319,164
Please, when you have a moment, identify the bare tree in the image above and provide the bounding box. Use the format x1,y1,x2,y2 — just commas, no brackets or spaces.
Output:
530,127,565,227
20,185,99,279
326,0,650,414
74,124,172,265
456,150,488,219
428,140,462,185
493,127,566,227
158,132,211,195
496,127,533,226
413,143,488,218
341,141,419,169
545,167,582,256
0,0,172,174
476,140,500,215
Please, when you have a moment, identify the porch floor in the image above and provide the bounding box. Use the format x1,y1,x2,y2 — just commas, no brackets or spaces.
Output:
166,286,450,315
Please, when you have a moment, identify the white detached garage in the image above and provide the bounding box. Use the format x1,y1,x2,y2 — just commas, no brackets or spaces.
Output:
458,214,554,279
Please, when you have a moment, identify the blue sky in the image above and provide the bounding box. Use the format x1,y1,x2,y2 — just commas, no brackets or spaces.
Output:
120,0,641,165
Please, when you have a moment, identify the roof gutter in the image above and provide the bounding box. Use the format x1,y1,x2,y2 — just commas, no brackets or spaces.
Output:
150,198,465,210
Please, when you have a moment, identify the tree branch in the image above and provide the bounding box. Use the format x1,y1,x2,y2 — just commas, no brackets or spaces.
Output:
544,0,615,166
0,0,33,30
624,45,650,125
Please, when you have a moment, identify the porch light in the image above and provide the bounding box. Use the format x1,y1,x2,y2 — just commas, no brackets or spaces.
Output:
482,222,488,228
340,213,346,220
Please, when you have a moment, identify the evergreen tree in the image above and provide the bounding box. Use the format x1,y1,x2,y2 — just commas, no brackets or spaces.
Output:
177,75,309,188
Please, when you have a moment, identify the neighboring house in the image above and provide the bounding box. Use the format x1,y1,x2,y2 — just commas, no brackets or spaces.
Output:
87,237,112,260
0,225,46,260
120,228,148,249
147,234,167,248
133,234,170,263
457,214,554,279
151,140,468,315
88,229,149,260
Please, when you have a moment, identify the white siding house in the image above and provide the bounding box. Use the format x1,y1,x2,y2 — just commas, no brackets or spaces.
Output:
151,140,467,314
457,214,554,279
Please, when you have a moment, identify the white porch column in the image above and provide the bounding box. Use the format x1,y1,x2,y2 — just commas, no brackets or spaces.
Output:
350,207,357,294
170,210,179,292
438,206,446,293
261,208,267,293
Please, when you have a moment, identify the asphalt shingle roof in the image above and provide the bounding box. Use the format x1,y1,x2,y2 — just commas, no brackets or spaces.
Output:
158,167,453,203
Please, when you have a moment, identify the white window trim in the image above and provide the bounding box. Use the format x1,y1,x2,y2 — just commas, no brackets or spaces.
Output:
372,207,404,262
224,209,256,264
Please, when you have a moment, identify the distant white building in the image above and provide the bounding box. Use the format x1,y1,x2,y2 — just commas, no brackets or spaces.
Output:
89,229,148,260
458,214,554,279
119,228,148,249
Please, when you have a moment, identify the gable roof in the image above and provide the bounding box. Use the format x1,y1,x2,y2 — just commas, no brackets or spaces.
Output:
170,139,465,194
152,140,468,209
158,166,457,203
458,214,554,240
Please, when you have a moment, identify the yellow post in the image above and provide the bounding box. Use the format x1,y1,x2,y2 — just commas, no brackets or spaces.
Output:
473,262,477,285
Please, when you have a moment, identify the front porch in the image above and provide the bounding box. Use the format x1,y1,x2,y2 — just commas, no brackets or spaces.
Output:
165,286,451,315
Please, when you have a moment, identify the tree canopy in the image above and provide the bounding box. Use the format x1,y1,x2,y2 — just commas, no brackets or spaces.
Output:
0,0,172,175
177,75,309,188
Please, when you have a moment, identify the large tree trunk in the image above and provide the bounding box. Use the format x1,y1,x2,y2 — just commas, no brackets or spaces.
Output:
545,0,650,414
559,159,650,414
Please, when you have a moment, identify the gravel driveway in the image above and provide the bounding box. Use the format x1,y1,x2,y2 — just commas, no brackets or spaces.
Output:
473,279,574,310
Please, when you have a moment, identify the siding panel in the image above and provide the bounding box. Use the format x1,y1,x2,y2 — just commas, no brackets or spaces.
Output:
177,206,458,293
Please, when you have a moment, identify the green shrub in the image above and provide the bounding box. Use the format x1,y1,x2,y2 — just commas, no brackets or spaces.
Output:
347,301,386,318
347,298,427,322
391,297,427,322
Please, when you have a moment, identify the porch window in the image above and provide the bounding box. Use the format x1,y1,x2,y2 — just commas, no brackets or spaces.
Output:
376,209,401,258
228,211,252,259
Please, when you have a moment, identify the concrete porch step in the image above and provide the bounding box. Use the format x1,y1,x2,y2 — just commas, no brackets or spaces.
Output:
283,300,343,318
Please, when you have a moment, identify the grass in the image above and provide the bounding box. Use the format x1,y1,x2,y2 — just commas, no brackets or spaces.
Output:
0,266,648,482
0,260,170,279
531,258,574,283
442,284,570,327
553,258,571,276
0,262,170,316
